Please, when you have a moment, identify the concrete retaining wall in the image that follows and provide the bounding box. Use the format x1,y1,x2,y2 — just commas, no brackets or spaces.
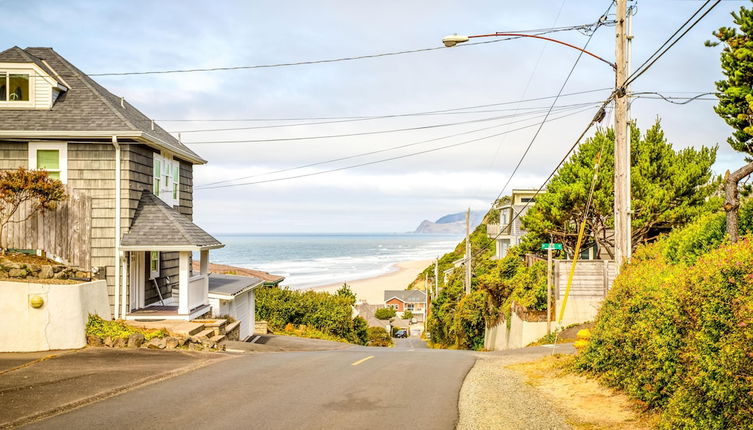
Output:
0,280,110,352
484,297,603,351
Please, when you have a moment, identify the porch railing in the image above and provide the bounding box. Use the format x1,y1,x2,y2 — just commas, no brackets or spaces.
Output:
188,274,208,310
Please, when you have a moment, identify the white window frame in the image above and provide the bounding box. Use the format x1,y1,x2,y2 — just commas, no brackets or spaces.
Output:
0,68,35,108
152,152,180,206
28,141,67,183
149,251,160,280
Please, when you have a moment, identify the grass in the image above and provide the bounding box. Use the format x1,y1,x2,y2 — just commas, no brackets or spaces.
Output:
86,315,168,341
274,323,349,343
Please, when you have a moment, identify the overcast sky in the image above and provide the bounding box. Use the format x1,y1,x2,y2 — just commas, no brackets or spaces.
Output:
4,1,749,233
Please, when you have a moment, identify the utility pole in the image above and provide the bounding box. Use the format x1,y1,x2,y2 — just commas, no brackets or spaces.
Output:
614,0,632,272
464,208,471,295
434,257,439,299
546,243,553,336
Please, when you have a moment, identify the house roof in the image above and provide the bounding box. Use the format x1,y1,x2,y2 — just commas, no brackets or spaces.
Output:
383,289,426,304
120,191,223,251
208,273,263,299
191,261,285,285
0,46,206,164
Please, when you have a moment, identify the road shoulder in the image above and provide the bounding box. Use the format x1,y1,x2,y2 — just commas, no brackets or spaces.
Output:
0,347,233,428
457,346,571,430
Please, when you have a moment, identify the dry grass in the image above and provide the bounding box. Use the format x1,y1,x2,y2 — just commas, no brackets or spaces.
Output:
1,252,58,265
508,355,659,430
0,277,80,284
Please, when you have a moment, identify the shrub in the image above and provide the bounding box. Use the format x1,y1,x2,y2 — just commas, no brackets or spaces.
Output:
255,286,364,344
366,327,393,347
86,314,167,341
402,310,413,320
578,218,753,428
662,239,753,429
375,307,396,320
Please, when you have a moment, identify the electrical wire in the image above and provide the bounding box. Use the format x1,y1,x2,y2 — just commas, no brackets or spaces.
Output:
624,0,721,87
168,99,608,134
471,96,615,260
631,91,716,104
182,105,598,144
195,103,601,188
194,105,599,190
78,24,601,78
486,1,613,216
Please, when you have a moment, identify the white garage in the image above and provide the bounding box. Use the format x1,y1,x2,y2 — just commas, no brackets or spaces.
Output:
207,274,263,341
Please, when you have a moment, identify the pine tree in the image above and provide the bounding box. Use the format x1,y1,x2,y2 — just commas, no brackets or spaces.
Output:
708,5,753,242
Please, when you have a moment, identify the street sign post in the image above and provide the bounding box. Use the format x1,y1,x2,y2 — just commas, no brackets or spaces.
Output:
541,243,563,251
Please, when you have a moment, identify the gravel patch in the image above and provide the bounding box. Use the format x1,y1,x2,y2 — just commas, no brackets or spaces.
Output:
457,349,571,430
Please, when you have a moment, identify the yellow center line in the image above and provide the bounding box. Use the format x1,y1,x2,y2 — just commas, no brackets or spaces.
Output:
351,355,375,366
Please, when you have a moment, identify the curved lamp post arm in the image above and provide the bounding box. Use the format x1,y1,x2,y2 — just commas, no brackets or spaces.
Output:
443,33,616,70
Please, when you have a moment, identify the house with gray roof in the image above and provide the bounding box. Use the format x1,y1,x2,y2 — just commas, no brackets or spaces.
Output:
0,46,223,321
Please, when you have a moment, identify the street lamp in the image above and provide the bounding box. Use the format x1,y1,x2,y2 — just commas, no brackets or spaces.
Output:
441,32,615,69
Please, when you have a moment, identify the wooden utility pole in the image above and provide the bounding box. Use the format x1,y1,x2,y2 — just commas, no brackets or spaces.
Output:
614,0,631,272
546,244,553,335
464,208,471,295
434,257,439,298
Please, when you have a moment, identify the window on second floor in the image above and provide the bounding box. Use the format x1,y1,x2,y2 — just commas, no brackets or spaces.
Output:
152,153,180,206
0,72,30,102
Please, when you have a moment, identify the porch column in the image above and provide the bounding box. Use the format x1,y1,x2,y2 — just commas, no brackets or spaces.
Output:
200,250,209,306
199,250,209,276
178,251,190,314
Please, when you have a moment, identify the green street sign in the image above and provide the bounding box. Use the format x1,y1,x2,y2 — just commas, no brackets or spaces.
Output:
541,243,563,250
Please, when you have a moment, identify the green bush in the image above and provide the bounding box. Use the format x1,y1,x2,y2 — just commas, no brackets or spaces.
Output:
577,210,753,429
366,327,393,347
86,314,167,341
402,310,413,320
375,307,396,320
255,286,367,345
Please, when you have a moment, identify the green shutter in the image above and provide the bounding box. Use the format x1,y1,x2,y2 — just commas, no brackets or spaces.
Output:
37,150,59,170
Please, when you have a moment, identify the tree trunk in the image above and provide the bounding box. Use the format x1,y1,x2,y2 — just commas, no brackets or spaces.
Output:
724,161,753,243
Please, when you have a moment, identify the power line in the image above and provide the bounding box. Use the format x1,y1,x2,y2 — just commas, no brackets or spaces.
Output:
194,104,600,190
80,24,600,78
196,103,600,188
624,0,721,87
472,96,615,260
158,88,611,126
182,104,599,144
487,1,612,212
632,91,716,104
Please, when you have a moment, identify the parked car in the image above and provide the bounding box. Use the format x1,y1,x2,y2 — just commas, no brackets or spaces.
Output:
394,329,408,338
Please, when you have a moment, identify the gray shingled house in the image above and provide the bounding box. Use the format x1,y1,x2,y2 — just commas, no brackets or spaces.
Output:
0,46,225,321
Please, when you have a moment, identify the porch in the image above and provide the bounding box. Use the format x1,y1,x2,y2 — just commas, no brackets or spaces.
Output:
119,191,224,321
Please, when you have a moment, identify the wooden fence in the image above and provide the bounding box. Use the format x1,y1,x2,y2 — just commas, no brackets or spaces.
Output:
524,254,617,299
553,259,616,299
0,186,92,269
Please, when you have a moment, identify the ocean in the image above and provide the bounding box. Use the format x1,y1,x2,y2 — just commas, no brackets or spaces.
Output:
208,233,462,289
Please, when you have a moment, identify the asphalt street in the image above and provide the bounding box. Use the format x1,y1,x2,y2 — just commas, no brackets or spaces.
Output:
22,341,475,430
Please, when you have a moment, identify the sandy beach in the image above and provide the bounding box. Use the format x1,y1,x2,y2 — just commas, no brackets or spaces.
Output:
313,259,432,304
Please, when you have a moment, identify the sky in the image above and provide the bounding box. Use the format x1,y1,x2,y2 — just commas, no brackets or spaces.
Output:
3,0,750,233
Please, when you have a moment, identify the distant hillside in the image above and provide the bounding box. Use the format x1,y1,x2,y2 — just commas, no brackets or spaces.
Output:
414,211,485,234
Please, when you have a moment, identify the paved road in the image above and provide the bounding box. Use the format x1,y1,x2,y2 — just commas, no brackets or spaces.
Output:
23,345,475,430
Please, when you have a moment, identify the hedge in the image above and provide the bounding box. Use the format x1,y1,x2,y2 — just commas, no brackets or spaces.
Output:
577,201,753,429
255,285,367,345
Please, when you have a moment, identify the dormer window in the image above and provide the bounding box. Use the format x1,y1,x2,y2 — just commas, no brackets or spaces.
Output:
0,72,29,101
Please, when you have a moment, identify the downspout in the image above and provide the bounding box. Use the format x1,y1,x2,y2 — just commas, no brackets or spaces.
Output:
112,136,122,319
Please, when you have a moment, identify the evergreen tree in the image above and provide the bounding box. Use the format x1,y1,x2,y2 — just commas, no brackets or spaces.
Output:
521,121,717,257
708,4,753,242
